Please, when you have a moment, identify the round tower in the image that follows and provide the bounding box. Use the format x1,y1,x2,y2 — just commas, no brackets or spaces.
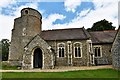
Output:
21,8,42,36
9,8,42,66
21,8,42,20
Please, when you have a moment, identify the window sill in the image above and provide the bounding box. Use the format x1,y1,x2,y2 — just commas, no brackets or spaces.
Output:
58,57,66,58
95,57,102,58
74,57,82,58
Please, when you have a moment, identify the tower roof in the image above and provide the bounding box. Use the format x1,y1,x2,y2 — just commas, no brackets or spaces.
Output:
21,8,42,19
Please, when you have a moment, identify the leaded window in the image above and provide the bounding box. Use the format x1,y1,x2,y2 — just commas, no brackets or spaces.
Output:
74,42,82,58
58,43,65,57
94,46,102,57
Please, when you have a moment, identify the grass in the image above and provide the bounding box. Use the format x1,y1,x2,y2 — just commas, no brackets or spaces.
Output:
1,65,18,70
0,62,19,70
2,69,120,79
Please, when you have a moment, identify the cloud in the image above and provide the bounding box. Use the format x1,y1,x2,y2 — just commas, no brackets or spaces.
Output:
92,0,118,9
78,9,91,17
0,1,119,41
89,0,118,28
42,13,66,30
0,15,14,40
64,0,82,13
13,2,39,17
118,1,120,25
44,1,118,30
0,2,40,40
0,0,16,8
0,8,2,14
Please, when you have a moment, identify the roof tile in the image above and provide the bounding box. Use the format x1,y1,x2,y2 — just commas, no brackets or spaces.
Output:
89,30,117,44
40,28,90,40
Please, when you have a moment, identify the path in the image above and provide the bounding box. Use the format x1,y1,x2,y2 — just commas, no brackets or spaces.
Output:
0,65,112,72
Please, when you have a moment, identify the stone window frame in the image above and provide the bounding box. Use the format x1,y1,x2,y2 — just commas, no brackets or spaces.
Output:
67,41,72,54
89,43,92,52
67,41,72,65
73,42,82,58
93,45,102,58
57,42,66,58
87,40,93,53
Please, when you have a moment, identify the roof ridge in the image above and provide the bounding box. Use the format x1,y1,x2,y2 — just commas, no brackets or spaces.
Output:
40,27,89,40
42,27,83,32
89,30,116,33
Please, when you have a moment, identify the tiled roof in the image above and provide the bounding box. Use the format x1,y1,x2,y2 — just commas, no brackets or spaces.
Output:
89,30,117,44
40,27,90,40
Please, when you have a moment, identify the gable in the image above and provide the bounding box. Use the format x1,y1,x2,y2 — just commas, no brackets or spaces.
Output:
24,34,51,52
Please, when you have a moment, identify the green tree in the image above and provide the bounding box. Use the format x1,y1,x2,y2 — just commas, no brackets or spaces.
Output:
87,19,116,31
1,39,10,61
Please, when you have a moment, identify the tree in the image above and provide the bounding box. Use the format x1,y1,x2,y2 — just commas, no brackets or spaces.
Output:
87,19,116,31
1,39,10,61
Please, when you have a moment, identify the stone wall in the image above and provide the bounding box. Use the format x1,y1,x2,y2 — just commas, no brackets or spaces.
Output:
93,44,112,65
23,35,54,69
102,44,112,65
46,39,89,67
112,28,120,70
8,8,42,66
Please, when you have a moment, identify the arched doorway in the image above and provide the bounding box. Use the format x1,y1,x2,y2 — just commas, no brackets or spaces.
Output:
33,48,42,68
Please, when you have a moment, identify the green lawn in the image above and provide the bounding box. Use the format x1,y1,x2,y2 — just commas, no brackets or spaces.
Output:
1,65,18,70
1,62,19,70
2,69,119,79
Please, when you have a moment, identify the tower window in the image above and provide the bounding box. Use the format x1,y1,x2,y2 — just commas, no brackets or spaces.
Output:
25,10,28,14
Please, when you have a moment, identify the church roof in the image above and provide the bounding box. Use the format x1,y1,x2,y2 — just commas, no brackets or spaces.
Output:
40,27,91,40
89,30,117,44
40,27,116,44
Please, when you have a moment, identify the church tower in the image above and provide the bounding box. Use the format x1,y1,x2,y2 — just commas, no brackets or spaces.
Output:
9,8,42,66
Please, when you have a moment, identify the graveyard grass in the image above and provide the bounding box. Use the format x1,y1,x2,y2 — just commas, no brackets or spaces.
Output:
2,69,120,79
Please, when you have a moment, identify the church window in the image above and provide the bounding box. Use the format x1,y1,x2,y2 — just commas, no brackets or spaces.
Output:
94,46,102,57
58,43,65,57
74,42,82,58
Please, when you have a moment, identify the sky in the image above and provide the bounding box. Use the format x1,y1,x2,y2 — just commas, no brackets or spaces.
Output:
0,0,119,41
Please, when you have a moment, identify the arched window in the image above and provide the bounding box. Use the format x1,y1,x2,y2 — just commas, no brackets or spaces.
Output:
74,42,82,58
25,10,28,14
94,46,102,57
58,43,65,57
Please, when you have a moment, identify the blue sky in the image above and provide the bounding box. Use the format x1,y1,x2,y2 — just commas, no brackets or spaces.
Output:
0,0,119,40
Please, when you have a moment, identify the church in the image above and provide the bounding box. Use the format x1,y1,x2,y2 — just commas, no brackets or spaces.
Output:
8,8,117,69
